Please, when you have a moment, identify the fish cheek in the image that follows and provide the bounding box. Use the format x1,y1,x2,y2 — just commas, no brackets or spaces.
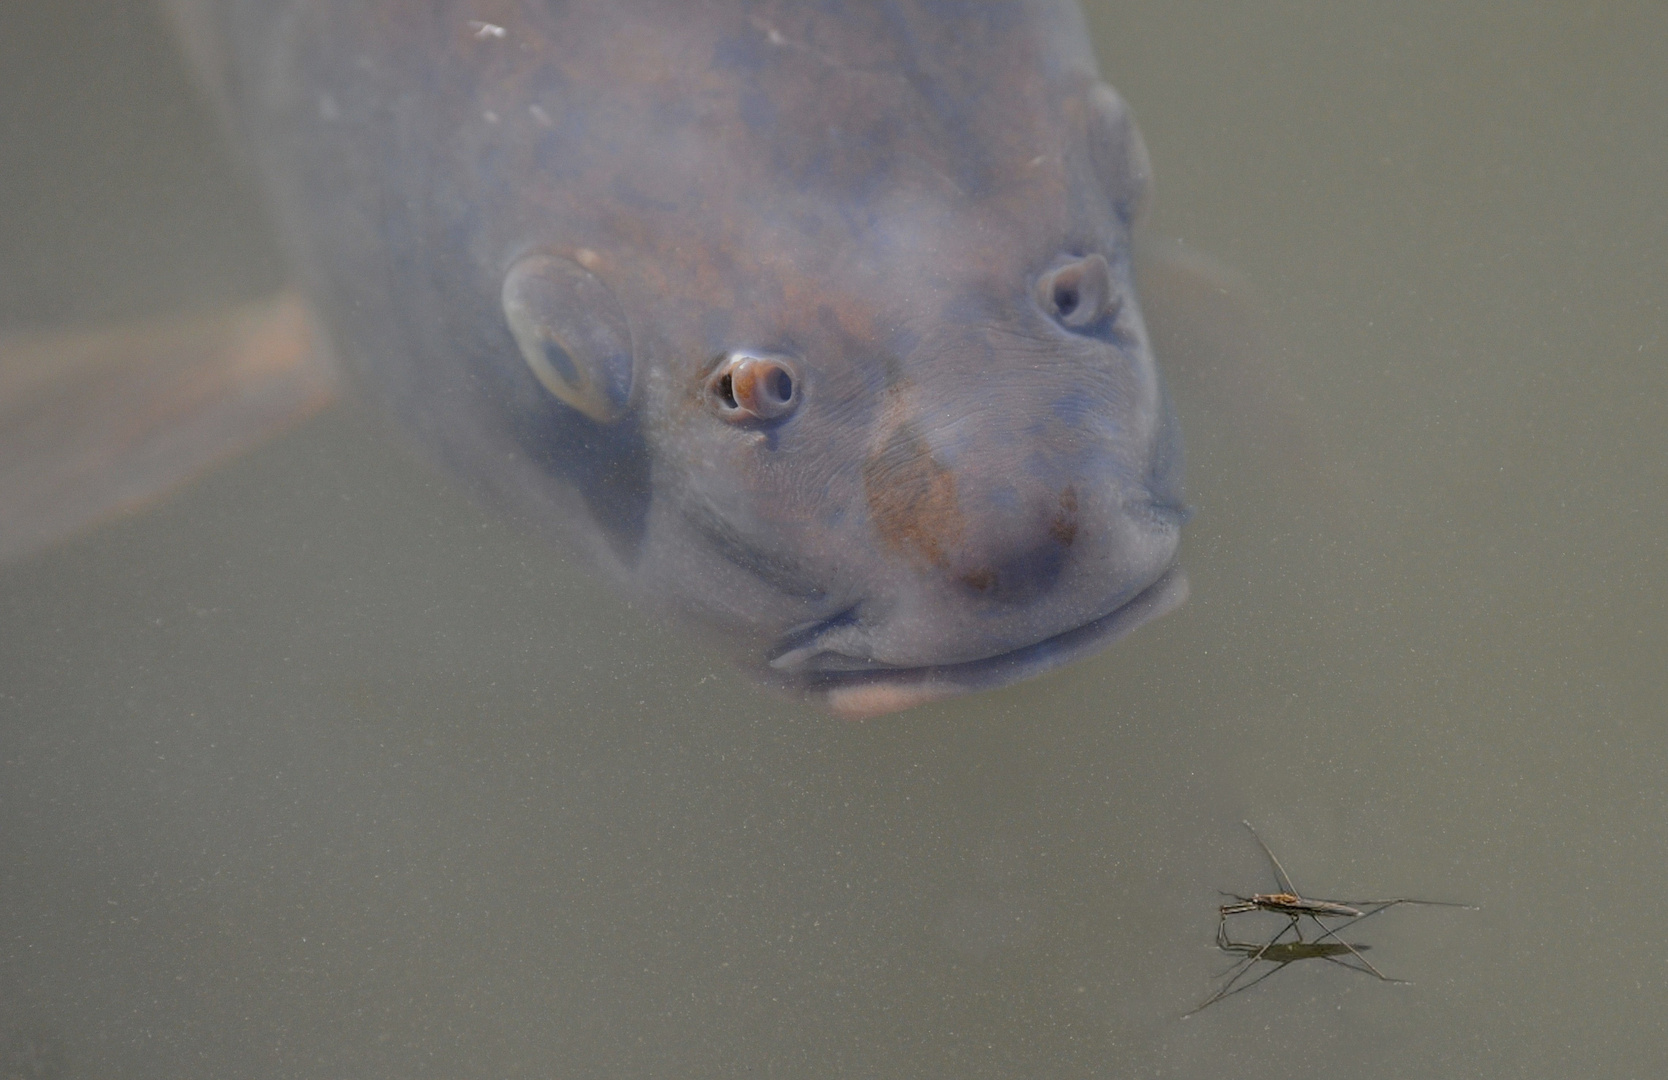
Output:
564,409,654,566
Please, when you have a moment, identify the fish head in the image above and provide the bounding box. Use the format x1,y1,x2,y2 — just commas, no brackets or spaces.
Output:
560,77,1188,715
211,2,1189,716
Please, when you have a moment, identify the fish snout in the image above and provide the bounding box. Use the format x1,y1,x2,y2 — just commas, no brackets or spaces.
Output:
769,451,1180,679
755,297,1186,688
851,402,1180,652
928,476,1083,607
759,387,1185,687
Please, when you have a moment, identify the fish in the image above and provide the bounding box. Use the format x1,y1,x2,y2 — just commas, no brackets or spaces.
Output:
7,0,1193,717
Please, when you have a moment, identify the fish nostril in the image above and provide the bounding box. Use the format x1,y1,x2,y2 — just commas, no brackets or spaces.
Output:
707,351,799,422
1036,253,1116,331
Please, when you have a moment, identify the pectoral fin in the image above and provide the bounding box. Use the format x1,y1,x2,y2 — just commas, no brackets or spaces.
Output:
0,292,337,563
1137,238,1357,517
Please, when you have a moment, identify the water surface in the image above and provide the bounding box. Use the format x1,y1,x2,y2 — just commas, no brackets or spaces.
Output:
3,2,1665,1076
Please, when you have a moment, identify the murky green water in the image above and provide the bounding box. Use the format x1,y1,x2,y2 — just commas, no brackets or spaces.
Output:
3,2,1664,1076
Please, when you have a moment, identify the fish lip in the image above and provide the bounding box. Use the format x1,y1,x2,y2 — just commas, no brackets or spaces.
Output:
765,604,867,672
770,564,1189,718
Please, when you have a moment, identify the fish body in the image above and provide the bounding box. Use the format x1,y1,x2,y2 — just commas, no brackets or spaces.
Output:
164,0,1188,715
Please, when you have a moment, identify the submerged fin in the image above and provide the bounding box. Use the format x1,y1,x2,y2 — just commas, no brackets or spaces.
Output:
1137,238,1357,517
1137,239,1289,466
0,292,337,563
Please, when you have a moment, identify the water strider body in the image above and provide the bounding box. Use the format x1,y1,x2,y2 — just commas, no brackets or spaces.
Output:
1218,821,1470,938
1219,892,1365,923
13,1,1195,716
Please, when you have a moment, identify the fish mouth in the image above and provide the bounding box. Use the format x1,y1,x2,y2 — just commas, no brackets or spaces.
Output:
768,566,1189,719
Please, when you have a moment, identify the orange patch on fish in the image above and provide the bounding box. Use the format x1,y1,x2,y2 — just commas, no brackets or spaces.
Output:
861,384,964,571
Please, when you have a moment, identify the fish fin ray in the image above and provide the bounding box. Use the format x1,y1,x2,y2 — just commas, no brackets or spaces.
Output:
0,291,338,563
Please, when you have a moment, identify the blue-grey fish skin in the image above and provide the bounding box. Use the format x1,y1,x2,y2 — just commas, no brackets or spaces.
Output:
176,0,1188,715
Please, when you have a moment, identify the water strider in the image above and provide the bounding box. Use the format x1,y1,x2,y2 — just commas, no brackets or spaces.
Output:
1186,821,1475,1015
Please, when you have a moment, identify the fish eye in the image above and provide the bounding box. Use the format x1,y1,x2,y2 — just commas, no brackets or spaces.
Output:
1036,253,1118,331
502,252,636,422
706,351,800,423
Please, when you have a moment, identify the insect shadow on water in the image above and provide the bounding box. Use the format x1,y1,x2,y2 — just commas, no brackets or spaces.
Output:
1184,820,1476,1017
